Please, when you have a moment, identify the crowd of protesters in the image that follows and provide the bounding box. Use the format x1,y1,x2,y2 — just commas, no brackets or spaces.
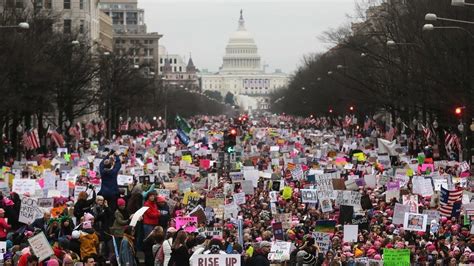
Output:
0,113,472,266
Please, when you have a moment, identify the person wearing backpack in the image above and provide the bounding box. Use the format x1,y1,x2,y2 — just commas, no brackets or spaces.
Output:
156,227,176,266
168,230,190,266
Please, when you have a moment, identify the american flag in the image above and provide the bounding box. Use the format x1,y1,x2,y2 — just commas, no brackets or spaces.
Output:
48,129,65,148
343,116,352,128
422,126,432,141
22,129,40,150
385,126,396,141
444,131,461,154
439,186,463,217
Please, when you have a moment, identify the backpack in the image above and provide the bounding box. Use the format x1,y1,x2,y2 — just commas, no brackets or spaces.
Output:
155,243,164,265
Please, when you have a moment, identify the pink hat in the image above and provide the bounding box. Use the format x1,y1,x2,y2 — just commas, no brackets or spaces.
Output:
367,248,376,257
157,196,166,203
47,258,59,266
84,213,94,221
374,254,381,260
117,198,126,207
427,244,436,252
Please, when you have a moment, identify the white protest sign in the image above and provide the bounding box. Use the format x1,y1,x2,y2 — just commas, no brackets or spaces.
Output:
208,173,218,190
56,180,69,197
320,197,333,213
403,213,428,232
315,172,337,200
12,179,37,196
268,241,292,261
185,165,199,176
224,204,239,220
393,203,411,225
28,232,54,262
192,254,240,266
130,206,149,227
301,189,318,203
233,192,246,205
412,178,434,197
156,189,171,199
19,197,42,224
43,171,56,190
402,195,419,213
243,169,259,187
343,224,358,243
313,232,331,253
37,198,54,209
117,175,133,186
239,180,254,195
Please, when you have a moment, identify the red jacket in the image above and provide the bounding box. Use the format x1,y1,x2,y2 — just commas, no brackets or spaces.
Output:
143,200,160,225
0,218,10,239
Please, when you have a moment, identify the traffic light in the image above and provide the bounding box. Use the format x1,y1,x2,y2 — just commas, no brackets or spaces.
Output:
224,128,237,153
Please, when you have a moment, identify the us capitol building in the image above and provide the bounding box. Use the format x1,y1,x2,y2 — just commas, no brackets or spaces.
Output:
199,10,289,111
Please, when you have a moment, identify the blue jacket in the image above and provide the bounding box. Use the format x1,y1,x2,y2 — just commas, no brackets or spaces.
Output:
98,155,121,198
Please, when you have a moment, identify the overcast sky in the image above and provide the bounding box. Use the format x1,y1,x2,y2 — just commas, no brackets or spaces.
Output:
138,0,358,74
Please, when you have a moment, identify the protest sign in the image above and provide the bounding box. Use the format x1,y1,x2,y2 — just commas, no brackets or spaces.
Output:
403,213,428,232
192,254,240,266
28,232,54,262
224,204,239,220
208,173,218,190
37,198,54,209
117,175,133,186
313,232,331,254
343,224,358,243
239,180,254,195
129,207,149,227
339,205,354,224
176,216,198,233
402,195,419,213
268,241,292,261
315,173,336,200
423,209,440,223
320,197,333,213
12,179,37,196
229,171,244,181
233,192,246,205
198,227,223,238
315,220,336,233
57,180,69,197
383,249,410,266
19,197,42,224
156,189,171,199
301,189,318,203
243,169,259,187
272,222,284,240
393,203,411,225
412,177,434,197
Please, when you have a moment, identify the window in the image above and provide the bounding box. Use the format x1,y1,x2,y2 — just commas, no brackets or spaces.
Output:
179,66,182,72
44,0,52,9
80,0,84,9
64,0,70,9
79,20,84,33
148,40,153,44
63,19,71,33
174,59,177,64
112,12,124,25
174,66,177,72
5,0,14,8
115,39,121,44
160,58,163,63
160,66,163,72
34,0,42,9
126,12,138,25
15,0,23,8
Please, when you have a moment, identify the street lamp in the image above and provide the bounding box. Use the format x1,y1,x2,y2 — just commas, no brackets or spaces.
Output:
423,24,474,38
0,22,29,29
360,53,367,57
71,40,80,45
387,39,420,48
452,0,474,5
425,13,474,25
327,71,333,75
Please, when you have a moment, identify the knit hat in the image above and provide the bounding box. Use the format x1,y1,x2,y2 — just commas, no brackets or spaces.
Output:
84,213,94,221
46,258,59,266
117,198,126,207
157,196,166,203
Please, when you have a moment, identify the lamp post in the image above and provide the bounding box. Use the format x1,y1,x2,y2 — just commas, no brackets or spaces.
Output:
16,124,23,160
0,22,29,29
422,24,474,38
425,13,474,25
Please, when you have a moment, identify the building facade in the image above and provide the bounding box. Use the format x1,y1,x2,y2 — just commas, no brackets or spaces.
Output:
100,0,162,75
199,10,288,111
0,0,102,48
99,10,113,51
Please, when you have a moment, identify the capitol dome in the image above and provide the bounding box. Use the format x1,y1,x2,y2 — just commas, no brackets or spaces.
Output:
220,10,262,74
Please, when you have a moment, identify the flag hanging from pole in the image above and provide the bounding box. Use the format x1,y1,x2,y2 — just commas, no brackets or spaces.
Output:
175,115,192,134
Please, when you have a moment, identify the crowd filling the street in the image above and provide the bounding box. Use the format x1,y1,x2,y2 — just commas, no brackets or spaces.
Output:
0,114,473,266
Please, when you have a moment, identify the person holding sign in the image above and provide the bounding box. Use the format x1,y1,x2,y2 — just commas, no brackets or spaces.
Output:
0,209,10,241
98,151,122,213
